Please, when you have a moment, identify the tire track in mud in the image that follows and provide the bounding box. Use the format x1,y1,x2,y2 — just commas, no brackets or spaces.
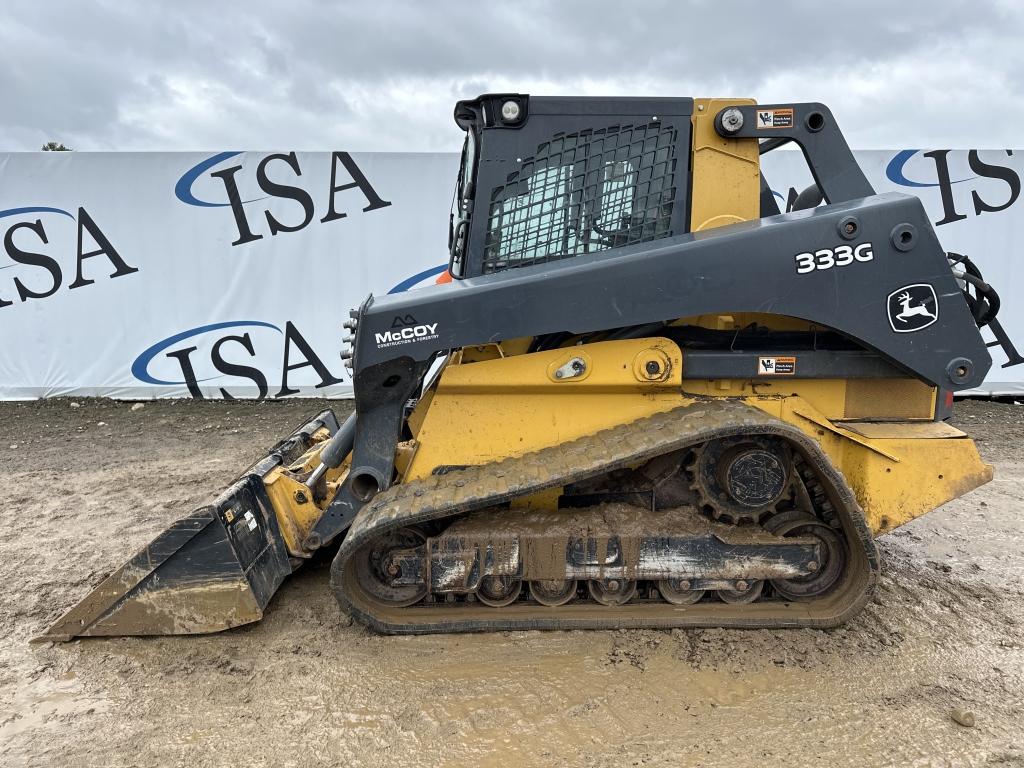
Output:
0,398,1021,768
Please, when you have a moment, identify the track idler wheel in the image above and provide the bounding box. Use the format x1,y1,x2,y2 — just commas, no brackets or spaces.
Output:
352,527,427,607
476,576,522,607
588,579,637,606
658,579,705,605
764,511,846,601
716,580,765,604
529,579,578,607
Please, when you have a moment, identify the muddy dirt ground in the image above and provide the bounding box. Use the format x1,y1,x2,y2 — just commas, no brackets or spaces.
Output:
1,398,1022,767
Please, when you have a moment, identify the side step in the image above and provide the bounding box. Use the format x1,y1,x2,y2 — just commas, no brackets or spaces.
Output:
37,410,339,641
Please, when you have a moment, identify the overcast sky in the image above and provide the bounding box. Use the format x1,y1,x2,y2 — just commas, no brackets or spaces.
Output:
2,0,1022,152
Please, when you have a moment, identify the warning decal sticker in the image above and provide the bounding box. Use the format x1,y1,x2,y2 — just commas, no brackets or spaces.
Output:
756,108,794,129
758,356,796,375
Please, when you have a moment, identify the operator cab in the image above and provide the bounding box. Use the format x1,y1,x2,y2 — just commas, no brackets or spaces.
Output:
449,94,695,279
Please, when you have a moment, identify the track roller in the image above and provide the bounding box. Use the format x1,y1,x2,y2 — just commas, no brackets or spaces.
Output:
529,580,578,606
658,579,706,605
477,576,522,607
716,580,765,604
588,579,637,606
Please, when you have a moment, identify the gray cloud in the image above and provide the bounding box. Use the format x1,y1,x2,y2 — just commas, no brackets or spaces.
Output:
1,0,1022,151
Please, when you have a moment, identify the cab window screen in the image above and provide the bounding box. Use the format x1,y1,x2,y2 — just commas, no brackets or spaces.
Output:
482,121,678,274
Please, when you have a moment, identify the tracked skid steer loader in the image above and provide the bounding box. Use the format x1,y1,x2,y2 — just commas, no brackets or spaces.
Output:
42,96,1022,640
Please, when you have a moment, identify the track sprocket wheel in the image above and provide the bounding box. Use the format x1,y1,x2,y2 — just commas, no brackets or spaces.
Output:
686,437,793,525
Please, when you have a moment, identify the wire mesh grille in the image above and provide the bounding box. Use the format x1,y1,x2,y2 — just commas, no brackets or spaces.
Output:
482,121,679,274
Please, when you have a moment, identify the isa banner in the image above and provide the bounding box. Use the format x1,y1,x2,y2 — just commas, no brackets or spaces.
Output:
0,149,1020,399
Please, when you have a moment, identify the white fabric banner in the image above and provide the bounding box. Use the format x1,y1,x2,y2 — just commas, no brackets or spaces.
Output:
0,148,1020,399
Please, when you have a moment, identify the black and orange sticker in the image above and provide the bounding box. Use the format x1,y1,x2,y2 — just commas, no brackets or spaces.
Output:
755,108,794,129
757,356,796,375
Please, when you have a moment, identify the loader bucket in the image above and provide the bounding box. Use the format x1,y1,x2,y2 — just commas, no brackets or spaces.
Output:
37,410,340,642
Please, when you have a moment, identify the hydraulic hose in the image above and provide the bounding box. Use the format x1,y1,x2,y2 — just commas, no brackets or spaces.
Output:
948,252,1001,326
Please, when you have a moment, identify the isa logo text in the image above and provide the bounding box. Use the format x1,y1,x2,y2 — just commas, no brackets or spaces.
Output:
175,151,392,246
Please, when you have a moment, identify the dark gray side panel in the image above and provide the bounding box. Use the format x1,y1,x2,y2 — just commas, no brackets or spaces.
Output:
357,192,989,388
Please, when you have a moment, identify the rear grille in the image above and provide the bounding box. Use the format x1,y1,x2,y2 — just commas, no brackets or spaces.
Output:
482,121,678,274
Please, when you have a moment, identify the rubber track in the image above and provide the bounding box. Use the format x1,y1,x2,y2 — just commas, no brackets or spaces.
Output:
330,399,880,633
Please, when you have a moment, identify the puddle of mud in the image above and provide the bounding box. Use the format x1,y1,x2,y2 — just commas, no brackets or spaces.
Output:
1,670,110,743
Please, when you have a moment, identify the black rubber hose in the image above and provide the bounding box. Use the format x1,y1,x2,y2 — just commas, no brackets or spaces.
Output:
949,252,983,280
948,252,1000,326
957,271,1001,326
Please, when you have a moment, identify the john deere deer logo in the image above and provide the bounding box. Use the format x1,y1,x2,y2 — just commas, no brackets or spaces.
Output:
887,284,939,333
